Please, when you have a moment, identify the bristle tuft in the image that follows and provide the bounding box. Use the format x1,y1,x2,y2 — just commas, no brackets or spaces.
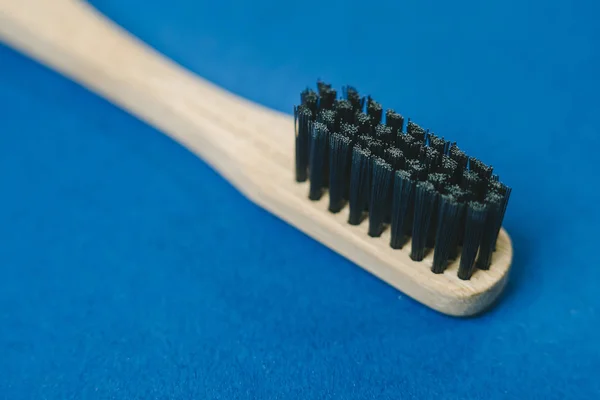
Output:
407,121,427,143
343,86,364,112
367,97,383,124
320,89,337,110
374,124,393,144
398,134,421,159
348,145,372,225
428,134,447,154
334,100,354,126
383,147,405,170
427,173,449,192
317,80,336,110
476,191,503,269
327,133,352,213
420,146,442,174
363,136,385,158
407,159,427,181
301,88,319,116
355,112,372,135
410,181,438,261
449,144,468,171
488,180,512,248
340,123,358,140
294,105,312,182
440,156,459,183
446,184,468,260
390,170,414,249
458,202,488,280
317,80,332,94
469,157,493,181
460,170,485,201
308,122,329,200
385,109,404,132
431,194,463,273
317,109,336,132
368,158,393,237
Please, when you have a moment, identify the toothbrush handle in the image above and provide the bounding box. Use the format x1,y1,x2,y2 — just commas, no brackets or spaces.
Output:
0,0,514,317
0,0,292,186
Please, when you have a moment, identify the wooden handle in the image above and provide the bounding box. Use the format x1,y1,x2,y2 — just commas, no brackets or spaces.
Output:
0,0,292,188
0,0,513,316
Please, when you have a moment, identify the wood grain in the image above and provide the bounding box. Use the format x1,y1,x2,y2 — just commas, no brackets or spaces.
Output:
0,0,513,316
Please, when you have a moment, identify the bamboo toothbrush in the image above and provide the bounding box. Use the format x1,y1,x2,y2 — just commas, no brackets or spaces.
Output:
0,0,513,316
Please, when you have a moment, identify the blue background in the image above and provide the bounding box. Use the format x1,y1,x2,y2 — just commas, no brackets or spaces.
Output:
1,0,599,398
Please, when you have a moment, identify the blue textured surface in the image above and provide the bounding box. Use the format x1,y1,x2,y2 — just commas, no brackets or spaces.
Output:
1,0,599,398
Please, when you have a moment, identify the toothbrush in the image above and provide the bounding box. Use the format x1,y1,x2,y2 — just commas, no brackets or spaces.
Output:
0,0,513,316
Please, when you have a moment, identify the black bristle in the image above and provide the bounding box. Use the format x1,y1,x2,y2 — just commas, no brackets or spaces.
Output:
428,134,447,154
334,99,354,126
390,170,415,249
460,170,485,201
317,110,336,187
328,133,352,213
407,121,427,143
308,122,329,200
409,141,423,160
458,202,488,280
356,134,370,148
446,185,468,203
488,180,512,249
420,147,442,174
296,82,513,277
499,185,512,237
469,157,493,181
301,88,319,117
386,109,404,132
476,191,503,269
398,134,421,159
317,80,332,95
368,158,393,237
446,185,468,260
383,147,405,170
343,86,364,112
317,81,336,110
294,105,313,182
427,173,449,192
340,123,359,199
426,173,449,247
355,112,372,135
488,179,508,196
374,124,393,144
367,97,383,124
340,123,359,142
403,160,426,234
407,159,427,181
320,88,337,110
348,145,372,225
440,156,459,183
381,146,403,224
449,144,468,171
396,132,408,152
410,181,438,261
431,194,463,274
364,137,385,158
317,109,337,132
